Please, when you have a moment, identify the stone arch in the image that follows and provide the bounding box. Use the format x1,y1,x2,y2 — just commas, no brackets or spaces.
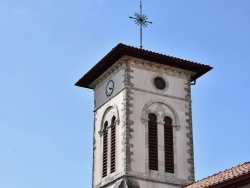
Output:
141,99,180,130
99,104,120,136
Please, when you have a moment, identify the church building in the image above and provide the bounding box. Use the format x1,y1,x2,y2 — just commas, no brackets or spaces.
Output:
75,43,213,187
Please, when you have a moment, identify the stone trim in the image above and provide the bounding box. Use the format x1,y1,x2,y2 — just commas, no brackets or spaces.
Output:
98,104,120,136
113,177,140,188
126,172,193,187
90,55,196,90
127,56,196,81
97,106,120,187
184,79,195,181
96,175,141,188
142,105,178,180
93,110,97,188
132,86,190,103
121,62,134,173
90,59,126,89
151,73,169,92
93,85,190,114
94,87,125,112
141,99,180,131
96,172,125,188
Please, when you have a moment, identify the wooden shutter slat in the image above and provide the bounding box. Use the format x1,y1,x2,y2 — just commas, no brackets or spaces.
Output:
110,117,116,173
148,113,158,171
102,123,108,177
164,117,174,173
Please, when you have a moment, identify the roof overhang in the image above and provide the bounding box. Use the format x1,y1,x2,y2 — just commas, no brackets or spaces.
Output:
75,43,213,89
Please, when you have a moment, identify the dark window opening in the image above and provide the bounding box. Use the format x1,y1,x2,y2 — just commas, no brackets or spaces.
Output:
110,116,116,173
148,113,158,171
164,116,174,173
154,77,166,90
102,122,108,177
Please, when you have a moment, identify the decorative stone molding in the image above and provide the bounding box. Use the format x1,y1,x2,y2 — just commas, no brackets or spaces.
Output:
151,73,169,92
141,100,179,179
92,111,97,188
90,59,126,89
141,99,180,130
184,79,195,181
127,56,196,81
126,172,193,187
114,177,140,188
121,63,134,173
98,104,120,136
131,86,189,103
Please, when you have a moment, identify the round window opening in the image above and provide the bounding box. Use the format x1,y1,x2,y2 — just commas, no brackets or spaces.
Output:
154,77,166,90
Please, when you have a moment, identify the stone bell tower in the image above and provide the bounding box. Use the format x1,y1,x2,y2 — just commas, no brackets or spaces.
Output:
75,43,212,188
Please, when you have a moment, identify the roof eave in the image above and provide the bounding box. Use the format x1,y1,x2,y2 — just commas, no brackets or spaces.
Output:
209,173,250,188
75,43,212,88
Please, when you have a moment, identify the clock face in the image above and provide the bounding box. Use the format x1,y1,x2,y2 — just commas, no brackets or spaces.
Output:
106,80,114,96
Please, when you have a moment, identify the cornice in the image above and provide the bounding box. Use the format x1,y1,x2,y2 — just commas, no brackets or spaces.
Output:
75,43,212,88
127,56,196,80
89,59,126,89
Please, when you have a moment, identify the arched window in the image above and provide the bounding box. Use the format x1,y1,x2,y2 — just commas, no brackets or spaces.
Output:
110,116,116,173
164,116,174,173
102,121,108,177
148,113,158,171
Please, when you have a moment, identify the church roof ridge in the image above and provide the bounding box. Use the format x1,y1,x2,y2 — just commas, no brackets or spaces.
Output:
184,161,250,188
75,43,212,88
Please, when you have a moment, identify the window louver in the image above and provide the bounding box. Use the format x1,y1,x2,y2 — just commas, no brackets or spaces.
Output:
102,122,108,177
110,116,116,173
148,113,158,171
164,116,174,173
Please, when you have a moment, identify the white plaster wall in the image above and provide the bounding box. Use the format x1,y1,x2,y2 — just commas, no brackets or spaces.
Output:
93,91,125,187
129,64,192,183
174,98,191,180
131,66,187,99
92,58,193,187
130,90,191,180
94,67,125,109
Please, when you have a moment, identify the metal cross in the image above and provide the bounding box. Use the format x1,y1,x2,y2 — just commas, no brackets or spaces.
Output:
129,0,152,49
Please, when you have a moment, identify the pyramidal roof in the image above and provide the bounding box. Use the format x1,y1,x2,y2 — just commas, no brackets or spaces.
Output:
75,43,212,88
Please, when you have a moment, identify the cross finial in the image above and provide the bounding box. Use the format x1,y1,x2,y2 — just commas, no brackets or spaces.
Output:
129,0,152,49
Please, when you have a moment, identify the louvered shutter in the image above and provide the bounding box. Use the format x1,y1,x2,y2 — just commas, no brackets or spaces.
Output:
148,113,158,171
110,117,116,173
164,117,174,173
102,122,108,177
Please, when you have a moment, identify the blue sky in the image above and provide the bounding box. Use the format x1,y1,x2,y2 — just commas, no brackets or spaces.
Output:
0,0,249,187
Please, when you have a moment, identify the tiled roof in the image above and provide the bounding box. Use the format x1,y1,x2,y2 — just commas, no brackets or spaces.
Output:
75,43,212,88
184,162,250,188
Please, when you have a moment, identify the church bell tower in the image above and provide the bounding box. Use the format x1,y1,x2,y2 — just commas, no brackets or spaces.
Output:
75,44,212,188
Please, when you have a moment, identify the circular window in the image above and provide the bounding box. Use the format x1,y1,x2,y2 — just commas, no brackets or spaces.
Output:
154,77,166,90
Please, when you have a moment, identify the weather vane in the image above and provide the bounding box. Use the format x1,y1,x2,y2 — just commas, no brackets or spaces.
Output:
130,0,152,49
